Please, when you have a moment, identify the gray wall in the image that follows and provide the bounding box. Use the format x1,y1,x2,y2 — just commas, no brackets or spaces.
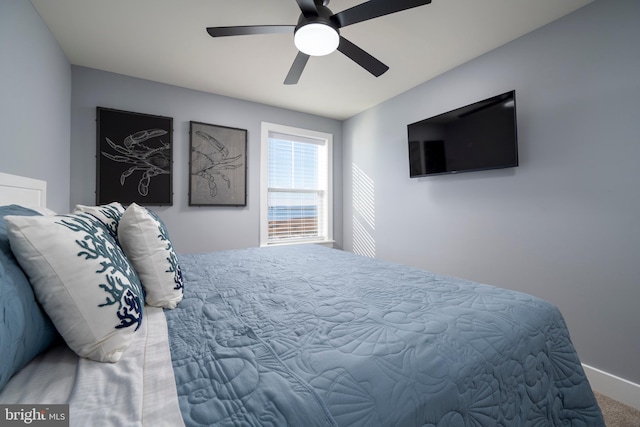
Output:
343,0,640,384
0,0,71,213
71,67,343,253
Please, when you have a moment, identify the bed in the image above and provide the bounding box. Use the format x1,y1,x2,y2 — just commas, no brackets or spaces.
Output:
0,172,604,426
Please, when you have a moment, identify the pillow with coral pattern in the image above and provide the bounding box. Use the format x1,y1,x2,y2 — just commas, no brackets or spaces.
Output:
118,203,183,309
74,202,126,239
5,212,144,362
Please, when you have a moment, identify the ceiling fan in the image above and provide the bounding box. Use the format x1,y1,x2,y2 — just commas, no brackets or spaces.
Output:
206,0,432,85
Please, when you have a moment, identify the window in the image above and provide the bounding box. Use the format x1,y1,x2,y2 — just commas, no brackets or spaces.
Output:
260,122,333,246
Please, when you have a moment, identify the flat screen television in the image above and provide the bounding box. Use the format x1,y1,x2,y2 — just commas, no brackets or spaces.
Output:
407,90,518,177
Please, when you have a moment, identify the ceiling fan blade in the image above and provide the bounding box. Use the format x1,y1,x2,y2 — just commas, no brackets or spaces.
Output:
337,37,389,77
295,0,319,16
206,25,295,37
333,0,432,28
284,52,310,85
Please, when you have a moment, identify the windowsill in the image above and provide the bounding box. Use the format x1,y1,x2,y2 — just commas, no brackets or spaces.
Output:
261,239,335,248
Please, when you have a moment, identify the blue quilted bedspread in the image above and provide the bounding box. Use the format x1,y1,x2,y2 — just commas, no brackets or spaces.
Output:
165,245,603,426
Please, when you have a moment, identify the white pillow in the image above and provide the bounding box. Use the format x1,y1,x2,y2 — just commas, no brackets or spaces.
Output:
29,207,57,216
74,202,125,238
5,212,144,362
118,203,183,309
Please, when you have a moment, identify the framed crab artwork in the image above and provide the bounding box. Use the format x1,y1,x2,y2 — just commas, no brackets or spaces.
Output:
96,107,173,206
188,121,247,206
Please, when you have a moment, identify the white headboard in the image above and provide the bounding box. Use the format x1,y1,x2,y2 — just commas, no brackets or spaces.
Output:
0,172,47,209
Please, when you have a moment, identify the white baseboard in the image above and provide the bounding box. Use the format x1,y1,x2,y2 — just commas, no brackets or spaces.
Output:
583,364,640,410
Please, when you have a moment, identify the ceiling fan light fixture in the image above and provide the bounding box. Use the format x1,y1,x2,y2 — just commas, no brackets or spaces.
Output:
294,22,339,56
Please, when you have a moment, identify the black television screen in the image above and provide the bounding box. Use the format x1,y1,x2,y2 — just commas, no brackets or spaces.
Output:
407,90,518,177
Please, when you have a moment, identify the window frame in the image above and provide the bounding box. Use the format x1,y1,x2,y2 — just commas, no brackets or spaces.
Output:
260,122,333,247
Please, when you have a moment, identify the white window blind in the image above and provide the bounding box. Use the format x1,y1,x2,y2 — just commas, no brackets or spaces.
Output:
260,123,332,246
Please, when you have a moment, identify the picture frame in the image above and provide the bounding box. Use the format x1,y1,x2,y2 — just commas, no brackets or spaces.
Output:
96,107,173,205
189,121,247,206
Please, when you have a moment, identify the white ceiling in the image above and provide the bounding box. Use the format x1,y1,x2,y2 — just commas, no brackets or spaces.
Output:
30,0,592,120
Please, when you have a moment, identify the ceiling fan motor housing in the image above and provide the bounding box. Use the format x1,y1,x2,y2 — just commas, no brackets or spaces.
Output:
294,3,341,56
295,3,340,34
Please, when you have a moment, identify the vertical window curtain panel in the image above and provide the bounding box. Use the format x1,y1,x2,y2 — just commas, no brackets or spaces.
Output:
267,131,327,243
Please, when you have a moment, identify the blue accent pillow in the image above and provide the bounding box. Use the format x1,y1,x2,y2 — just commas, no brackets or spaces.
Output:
0,205,59,392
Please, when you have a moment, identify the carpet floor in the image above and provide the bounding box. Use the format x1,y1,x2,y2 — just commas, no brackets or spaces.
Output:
595,391,640,427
